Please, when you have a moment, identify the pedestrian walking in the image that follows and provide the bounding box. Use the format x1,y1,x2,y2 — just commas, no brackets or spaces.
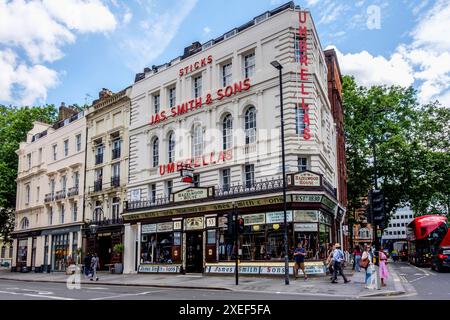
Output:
83,252,92,277
361,245,373,288
379,246,389,287
331,243,350,284
326,244,334,278
353,245,362,272
294,243,308,280
90,253,100,281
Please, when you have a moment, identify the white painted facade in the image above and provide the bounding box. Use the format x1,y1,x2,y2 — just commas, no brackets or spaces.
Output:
12,109,86,271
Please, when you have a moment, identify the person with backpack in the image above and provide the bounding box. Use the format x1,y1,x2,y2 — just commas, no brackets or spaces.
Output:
90,253,100,281
331,243,350,284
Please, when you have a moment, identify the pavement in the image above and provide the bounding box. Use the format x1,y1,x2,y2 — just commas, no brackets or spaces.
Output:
0,262,407,299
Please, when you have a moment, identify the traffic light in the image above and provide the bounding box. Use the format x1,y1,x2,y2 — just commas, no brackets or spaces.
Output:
238,217,245,234
370,189,385,224
227,212,235,236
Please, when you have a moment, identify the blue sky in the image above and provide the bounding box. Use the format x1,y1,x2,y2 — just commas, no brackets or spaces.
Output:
0,0,449,107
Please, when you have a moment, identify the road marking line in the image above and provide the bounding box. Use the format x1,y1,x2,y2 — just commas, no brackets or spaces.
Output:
83,287,108,290
409,275,428,283
90,290,166,300
23,294,76,300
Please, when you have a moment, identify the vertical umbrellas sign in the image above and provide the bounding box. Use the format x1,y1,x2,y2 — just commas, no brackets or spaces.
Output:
298,11,311,140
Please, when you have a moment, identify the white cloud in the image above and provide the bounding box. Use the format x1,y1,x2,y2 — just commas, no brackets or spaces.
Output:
305,0,320,7
123,11,133,25
0,0,118,106
120,0,198,72
0,49,59,105
328,45,414,87
318,3,349,24
203,26,211,34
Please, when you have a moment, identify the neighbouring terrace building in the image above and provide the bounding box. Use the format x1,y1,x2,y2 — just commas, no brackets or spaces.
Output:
83,88,131,270
122,2,346,276
12,105,86,272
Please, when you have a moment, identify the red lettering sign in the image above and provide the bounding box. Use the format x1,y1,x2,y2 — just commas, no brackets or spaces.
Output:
179,55,213,76
298,11,311,140
159,150,233,176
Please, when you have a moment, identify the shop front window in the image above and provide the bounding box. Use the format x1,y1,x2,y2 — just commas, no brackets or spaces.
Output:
141,232,173,264
17,239,28,267
51,233,69,271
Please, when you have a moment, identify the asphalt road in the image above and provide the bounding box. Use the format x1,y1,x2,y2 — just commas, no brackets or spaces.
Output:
0,279,353,300
389,261,450,299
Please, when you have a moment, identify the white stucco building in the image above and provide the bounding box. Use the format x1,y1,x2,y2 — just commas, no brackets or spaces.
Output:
382,206,415,249
12,105,86,272
122,2,345,276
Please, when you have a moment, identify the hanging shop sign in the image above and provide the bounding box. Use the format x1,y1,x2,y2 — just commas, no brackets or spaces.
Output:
206,217,216,228
297,10,311,140
185,217,204,230
294,210,319,222
150,79,251,126
160,150,233,176
287,171,321,187
266,211,293,224
157,222,173,233
294,223,318,232
242,213,265,226
171,187,214,202
141,224,157,234
173,220,182,230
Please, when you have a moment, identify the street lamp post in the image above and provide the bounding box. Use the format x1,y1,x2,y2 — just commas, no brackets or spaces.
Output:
271,60,289,285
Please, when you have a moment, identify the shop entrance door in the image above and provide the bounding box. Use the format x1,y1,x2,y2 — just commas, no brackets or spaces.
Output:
98,236,112,271
186,231,203,273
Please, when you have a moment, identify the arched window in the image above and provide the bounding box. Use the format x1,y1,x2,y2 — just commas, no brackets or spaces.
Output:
245,106,256,144
20,217,29,230
192,125,203,157
222,114,233,150
168,132,175,163
152,137,159,167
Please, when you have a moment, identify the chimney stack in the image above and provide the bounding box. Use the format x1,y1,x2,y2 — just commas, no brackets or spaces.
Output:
99,88,113,100
58,102,78,121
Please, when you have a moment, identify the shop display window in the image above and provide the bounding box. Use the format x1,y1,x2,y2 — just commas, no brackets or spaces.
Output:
141,233,173,263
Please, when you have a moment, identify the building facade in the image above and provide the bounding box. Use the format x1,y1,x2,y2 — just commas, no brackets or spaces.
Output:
83,88,131,270
382,206,414,251
0,240,13,267
12,105,86,272
122,2,344,276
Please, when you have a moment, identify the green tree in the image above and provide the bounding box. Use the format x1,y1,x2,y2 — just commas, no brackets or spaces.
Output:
0,104,57,241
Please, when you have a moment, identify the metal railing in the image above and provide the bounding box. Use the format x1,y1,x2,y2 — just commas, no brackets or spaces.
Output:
89,179,124,194
94,181,102,192
44,193,54,203
87,217,123,226
67,186,79,197
55,190,66,200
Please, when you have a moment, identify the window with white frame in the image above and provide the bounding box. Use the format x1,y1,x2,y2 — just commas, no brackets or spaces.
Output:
25,184,30,204
222,114,233,150
168,132,175,163
72,203,77,222
152,137,159,167
52,144,57,161
27,153,31,169
245,106,256,144
73,172,79,188
50,179,55,195
64,139,69,157
222,62,232,87
36,186,40,202
193,75,202,98
153,93,160,114
193,173,200,187
294,33,306,63
61,175,66,192
60,204,65,224
222,168,231,191
20,217,29,230
192,125,203,157
244,164,255,188
48,207,53,225
244,52,255,78
150,184,156,203
94,200,102,221
166,180,173,196
168,87,176,108
296,106,306,135
112,197,120,221
298,157,308,171
76,134,82,152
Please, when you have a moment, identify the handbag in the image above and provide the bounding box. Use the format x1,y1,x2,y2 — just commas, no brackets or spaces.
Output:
360,257,369,268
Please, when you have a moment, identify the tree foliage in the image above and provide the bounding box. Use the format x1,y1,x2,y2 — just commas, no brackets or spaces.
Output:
342,76,450,226
0,104,57,241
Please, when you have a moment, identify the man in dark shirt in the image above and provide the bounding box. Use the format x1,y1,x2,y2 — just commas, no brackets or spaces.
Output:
294,243,307,280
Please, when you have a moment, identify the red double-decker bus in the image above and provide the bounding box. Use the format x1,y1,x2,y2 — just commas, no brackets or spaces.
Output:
406,215,450,267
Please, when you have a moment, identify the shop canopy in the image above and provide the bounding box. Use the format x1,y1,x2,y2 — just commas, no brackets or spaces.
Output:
408,215,448,240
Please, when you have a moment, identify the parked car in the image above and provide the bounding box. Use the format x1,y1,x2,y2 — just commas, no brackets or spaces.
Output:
431,246,450,272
